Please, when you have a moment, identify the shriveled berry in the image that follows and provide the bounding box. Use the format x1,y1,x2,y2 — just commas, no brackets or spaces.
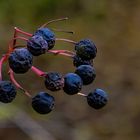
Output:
73,55,93,67
27,35,48,56
75,39,97,60
75,65,96,85
8,48,33,74
32,92,55,114
34,28,55,50
63,73,83,95
0,81,16,103
44,72,64,91
87,88,108,109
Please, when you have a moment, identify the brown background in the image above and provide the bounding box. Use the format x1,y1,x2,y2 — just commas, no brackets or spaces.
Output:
0,0,140,140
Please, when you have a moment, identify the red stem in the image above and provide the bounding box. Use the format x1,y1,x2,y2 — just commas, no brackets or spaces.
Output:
31,66,46,77
13,28,17,47
8,36,28,54
14,27,32,37
49,49,75,54
48,50,75,57
55,38,77,44
9,69,31,98
0,55,7,81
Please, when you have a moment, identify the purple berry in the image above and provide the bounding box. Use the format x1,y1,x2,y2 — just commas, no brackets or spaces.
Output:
0,81,16,103
75,65,96,85
75,39,97,60
32,92,55,114
34,28,55,50
8,48,33,74
44,72,64,91
87,88,108,109
27,35,48,56
63,73,83,95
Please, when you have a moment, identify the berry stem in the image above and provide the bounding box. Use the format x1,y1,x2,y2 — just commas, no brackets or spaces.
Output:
51,28,74,34
77,92,87,97
8,69,31,98
40,17,68,28
31,66,46,77
48,50,74,57
8,36,28,53
56,38,77,44
49,49,75,54
13,27,18,47
0,55,7,81
14,27,32,37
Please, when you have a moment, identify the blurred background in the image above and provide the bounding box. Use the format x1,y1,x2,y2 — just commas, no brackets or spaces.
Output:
0,0,140,140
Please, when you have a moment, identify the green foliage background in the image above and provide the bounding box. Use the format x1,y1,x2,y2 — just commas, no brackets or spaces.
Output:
0,0,140,140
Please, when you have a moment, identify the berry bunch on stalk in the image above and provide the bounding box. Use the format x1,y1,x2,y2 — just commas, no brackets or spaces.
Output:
0,18,108,114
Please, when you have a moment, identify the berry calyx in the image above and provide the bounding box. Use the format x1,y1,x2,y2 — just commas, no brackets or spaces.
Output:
32,92,55,114
75,39,97,60
8,48,33,74
87,88,108,109
27,35,48,56
0,80,16,103
44,72,64,91
63,73,83,95
75,65,96,85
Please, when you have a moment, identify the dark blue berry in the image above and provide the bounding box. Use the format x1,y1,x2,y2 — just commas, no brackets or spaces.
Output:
75,39,97,60
8,48,33,74
44,72,64,91
32,92,55,114
27,35,48,56
63,73,83,95
34,28,55,50
75,65,96,85
73,55,93,67
87,88,108,109
0,81,16,103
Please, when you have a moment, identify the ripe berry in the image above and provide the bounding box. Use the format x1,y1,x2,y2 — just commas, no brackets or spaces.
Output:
63,73,83,95
32,92,55,114
75,65,96,85
0,81,16,103
73,55,93,67
8,48,33,74
34,28,55,50
44,72,64,91
27,35,48,56
75,39,97,60
87,88,108,109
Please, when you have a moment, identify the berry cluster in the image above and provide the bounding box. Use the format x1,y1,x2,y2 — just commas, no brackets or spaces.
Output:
0,18,108,114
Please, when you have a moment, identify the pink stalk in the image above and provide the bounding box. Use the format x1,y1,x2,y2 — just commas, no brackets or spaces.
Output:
48,49,75,54
48,50,74,57
31,66,46,77
40,17,68,28
9,69,31,98
8,36,28,52
14,27,32,37
0,55,7,81
13,27,18,47
77,92,87,97
55,38,77,44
